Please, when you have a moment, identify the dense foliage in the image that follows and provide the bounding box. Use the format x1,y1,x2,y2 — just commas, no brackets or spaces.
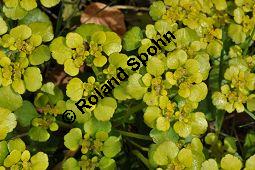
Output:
0,0,255,169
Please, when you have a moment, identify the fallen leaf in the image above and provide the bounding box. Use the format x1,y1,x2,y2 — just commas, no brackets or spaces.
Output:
80,2,126,36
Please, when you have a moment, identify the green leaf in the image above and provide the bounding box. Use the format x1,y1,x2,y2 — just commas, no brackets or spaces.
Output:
102,32,122,56
41,82,55,95
19,8,51,25
14,100,38,127
244,131,255,158
30,152,49,170
224,137,237,154
20,0,37,11
0,17,8,35
146,57,165,77
4,150,21,167
228,24,246,44
149,128,179,144
40,0,60,8
102,136,121,158
91,31,106,44
201,159,218,170
150,141,179,165
99,157,116,170
123,26,143,51
34,93,49,108
175,28,199,47
29,22,54,42
24,67,42,92
63,157,80,170
64,128,82,151
50,37,72,64
29,127,50,142
220,154,242,170
84,117,111,136
3,4,27,20
94,97,117,121
173,121,191,138
0,108,17,140
0,86,23,111
75,23,109,41
66,100,91,123
108,53,128,69
29,45,51,65
66,78,83,101
247,97,255,112
245,154,255,170
7,138,26,152
0,141,9,165
144,106,161,128
66,32,84,48
190,112,208,136
48,86,64,105
127,73,148,100
10,25,31,40
149,1,166,21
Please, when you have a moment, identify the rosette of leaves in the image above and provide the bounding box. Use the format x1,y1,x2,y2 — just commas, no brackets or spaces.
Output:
28,115,59,142
0,138,49,169
66,76,99,101
34,82,65,116
212,52,255,113
50,24,122,76
0,22,53,94
2,0,60,20
26,82,65,142
63,126,121,170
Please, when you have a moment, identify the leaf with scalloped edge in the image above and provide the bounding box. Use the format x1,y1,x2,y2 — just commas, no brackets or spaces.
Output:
19,8,51,25
102,136,121,158
14,100,38,127
24,67,42,92
29,22,54,42
93,97,117,121
29,45,51,65
29,127,50,142
50,37,72,64
40,0,60,8
0,86,23,111
3,4,27,20
64,128,82,151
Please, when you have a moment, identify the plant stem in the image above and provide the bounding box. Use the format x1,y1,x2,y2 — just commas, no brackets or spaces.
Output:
55,3,64,36
131,150,150,168
126,139,149,151
244,28,255,55
8,133,28,140
128,102,147,115
244,108,255,120
112,5,149,11
115,130,152,141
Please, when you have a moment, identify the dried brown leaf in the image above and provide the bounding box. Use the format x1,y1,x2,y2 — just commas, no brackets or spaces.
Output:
80,2,126,36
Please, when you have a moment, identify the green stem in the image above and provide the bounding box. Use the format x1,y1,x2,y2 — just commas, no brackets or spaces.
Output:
131,150,150,168
115,130,152,141
244,108,255,120
57,120,73,128
126,139,149,151
55,3,64,36
128,102,147,115
8,133,28,140
92,66,101,77
244,28,255,55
